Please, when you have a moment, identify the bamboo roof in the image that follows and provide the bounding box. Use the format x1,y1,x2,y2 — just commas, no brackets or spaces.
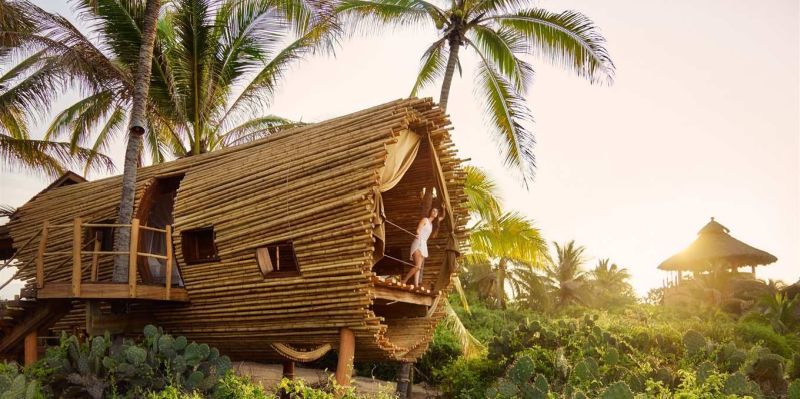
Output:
658,218,777,272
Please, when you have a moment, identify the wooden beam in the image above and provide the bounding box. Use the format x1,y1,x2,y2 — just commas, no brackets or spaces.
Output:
72,218,82,297
37,283,189,302
372,286,434,306
335,327,355,386
36,221,48,289
23,331,37,366
165,225,173,300
129,218,139,298
90,234,100,282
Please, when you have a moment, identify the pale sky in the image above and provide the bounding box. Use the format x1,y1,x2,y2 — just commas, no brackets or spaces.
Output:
1,0,798,296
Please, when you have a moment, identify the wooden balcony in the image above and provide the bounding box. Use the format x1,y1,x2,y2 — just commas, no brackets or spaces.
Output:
34,218,188,302
370,276,435,306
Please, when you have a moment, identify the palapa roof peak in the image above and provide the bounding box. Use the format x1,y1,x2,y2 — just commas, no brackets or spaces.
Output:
658,217,778,272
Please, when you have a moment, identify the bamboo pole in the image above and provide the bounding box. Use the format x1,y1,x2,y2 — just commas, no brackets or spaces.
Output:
91,235,100,282
36,221,48,289
129,218,140,297
165,225,173,300
72,218,82,297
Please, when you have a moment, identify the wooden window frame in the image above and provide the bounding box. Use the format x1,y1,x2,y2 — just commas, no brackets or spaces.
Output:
181,227,219,265
255,241,300,278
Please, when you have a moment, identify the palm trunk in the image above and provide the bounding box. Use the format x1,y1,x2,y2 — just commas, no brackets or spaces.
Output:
497,258,508,309
438,38,461,111
112,0,161,282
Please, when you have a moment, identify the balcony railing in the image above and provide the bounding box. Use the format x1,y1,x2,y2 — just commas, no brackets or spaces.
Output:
34,218,187,302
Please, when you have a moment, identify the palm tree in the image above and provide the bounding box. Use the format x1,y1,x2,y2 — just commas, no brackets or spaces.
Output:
35,0,335,166
545,240,588,307
466,212,547,309
588,258,635,307
338,0,614,183
0,0,113,177
113,0,161,282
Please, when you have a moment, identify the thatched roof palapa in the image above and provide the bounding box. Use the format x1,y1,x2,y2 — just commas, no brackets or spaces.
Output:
658,217,777,272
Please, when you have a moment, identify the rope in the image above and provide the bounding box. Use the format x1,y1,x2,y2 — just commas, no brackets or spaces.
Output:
383,254,417,268
384,219,417,238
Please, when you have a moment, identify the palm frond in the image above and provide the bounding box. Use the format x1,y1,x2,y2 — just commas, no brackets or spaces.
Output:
463,165,501,221
470,25,533,92
220,115,302,147
0,134,114,177
442,301,484,358
493,8,614,84
409,38,447,97
336,0,443,33
452,276,471,314
468,39,535,185
0,205,16,218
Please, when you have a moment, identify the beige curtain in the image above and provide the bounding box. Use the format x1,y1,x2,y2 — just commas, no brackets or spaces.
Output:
372,130,421,262
379,129,421,192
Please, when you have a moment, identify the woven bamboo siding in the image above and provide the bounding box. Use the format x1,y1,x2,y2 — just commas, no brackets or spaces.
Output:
8,98,467,362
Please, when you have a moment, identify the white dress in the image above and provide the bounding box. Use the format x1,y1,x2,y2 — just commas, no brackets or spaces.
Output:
409,218,433,259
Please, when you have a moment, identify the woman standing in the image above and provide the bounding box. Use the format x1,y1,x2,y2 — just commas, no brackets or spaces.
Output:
402,206,445,286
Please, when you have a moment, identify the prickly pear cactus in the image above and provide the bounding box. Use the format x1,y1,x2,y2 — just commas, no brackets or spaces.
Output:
486,355,550,399
788,379,800,399
600,381,634,399
682,330,707,357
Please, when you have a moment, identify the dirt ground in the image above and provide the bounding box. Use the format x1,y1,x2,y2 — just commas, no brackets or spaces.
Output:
234,362,440,398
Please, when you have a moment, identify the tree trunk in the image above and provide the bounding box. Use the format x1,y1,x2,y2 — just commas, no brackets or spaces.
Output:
112,0,161,283
438,38,461,111
497,258,507,309
395,362,412,397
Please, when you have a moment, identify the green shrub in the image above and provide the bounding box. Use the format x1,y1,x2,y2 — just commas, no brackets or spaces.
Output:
0,363,45,399
437,356,502,399
735,321,793,358
38,326,231,398
416,325,462,384
212,372,271,399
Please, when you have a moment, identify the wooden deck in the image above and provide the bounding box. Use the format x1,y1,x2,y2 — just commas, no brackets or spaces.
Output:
37,283,189,302
371,276,435,306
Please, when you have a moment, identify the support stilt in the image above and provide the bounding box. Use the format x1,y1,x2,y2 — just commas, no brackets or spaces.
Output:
335,327,355,386
282,360,295,380
396,362,412,397
23,331,37,366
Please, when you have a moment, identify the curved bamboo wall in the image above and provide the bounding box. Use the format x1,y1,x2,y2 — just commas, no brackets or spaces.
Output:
8,98,468,362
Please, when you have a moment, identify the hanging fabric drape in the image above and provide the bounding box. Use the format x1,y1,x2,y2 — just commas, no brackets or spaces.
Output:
379,130,421,192
373,130,422,261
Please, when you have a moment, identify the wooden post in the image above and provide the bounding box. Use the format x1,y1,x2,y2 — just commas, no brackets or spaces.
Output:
282,360,295,380
335,327,355,386
36,221,48,289
23,331,37,366
395,362,412,397
129,218,140,298
90,233,100,282
751,265,756,278
72,218,82,297
165,225,173,300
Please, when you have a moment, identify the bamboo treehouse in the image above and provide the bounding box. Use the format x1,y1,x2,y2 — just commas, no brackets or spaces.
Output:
0,98,468,384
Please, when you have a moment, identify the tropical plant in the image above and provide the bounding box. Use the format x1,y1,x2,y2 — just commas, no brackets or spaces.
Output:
544,240,588,308
463,165,501,222
589,258,635,307
337,0,614,183
1,0,336,171
466,212,547,309
0,0,113,177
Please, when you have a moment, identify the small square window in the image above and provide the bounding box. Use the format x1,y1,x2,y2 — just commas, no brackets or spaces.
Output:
181,227,218,264
255,241,299,278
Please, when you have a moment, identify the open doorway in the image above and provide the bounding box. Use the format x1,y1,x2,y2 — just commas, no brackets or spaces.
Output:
136,174,185,286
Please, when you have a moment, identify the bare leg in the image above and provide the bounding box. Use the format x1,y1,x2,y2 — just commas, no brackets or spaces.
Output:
414,258,424,286
402,251,424,285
